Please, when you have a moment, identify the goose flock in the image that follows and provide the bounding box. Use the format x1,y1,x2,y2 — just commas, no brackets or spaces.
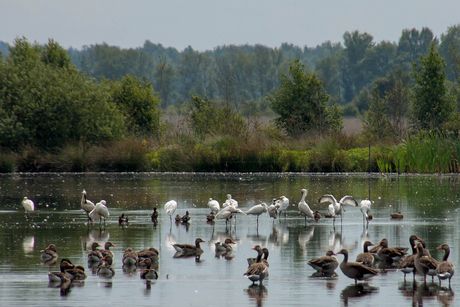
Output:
22,187,455,300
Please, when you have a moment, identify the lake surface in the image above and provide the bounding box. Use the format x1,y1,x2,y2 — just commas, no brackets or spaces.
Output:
0,172,459,306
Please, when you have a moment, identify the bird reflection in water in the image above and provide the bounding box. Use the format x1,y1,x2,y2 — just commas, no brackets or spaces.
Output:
341,283,379,306
22,236,35,254
298,226,314,259
245,284,268,307
437,287,455,306
310,271,339,279
398,281,440,306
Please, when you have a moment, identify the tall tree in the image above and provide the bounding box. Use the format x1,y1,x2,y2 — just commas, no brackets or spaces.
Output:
362,86,392,141
269,58,343,136
411,43,453,131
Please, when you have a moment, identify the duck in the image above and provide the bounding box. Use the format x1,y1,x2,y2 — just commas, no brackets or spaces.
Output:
48,260,74,283
319,194,358,225
81,190,95,220
122,247,138,266
41,244,58,262
206,211,216,222
173,238,205,256
308,250,339,274
87,242,103,263
164,200,178,221
22,196,35,214
138,247,159,263
181,211,191,224
314,211,321,221
101,241,116,259
89,200,110,226
414,242,438,283
355,241,375,267
151,207,159,222
140,258,159,280
244,245,269,284
175,214,182,223
245,203,268,225
390,212,404,219
298,189,315,226
436,243,455,287
118,213,129,225
371,238,407,263
97,256,115,277
207,198,220,213
337,248,378,285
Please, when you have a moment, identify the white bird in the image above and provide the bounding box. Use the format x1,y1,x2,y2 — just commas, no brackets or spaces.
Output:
268,199,280,221
360,200,372,225
164,200,178,221
276,196,289,217
89,200,110,226
223,194,238,208
22,197,35,214
319,194,358,225
81,190,95,221
216,205,244,227
298,189,314,227
207,198,220,213
246,203,268,225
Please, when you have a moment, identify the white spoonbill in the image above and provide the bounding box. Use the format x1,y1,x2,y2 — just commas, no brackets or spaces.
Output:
22,197,35,214
275,196,289,217
319,194,358,225
89,200,110,226
81,190,95,221
360,199,372,225
207,198,220,213
267,199,280,221
223,194,238,208
164,200,178,221
246,203,268,225
298,189,314,227
216,205,244,227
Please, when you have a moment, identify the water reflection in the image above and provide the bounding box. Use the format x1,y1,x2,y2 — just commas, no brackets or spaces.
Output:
22,235,34,254
245,284,268,307
399,281,439,306
341,283,379,306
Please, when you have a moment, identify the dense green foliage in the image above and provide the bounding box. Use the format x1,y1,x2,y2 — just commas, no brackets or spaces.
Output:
410,43,453,130
269,58,343,136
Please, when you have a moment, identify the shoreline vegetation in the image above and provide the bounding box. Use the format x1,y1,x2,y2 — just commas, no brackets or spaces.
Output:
1,34,460,174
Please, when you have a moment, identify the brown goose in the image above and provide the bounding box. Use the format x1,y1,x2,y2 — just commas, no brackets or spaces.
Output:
374,238,407,263
139,258,159,280
390,212,404,219
123,247,138,266
247,245,263,266
66,264,87,281
398,235,431,280
337,249,378,285
356,241,375,267
244,246,269,284
206,212,215,222
216,238,236,253
175,214,182,223
173,238,205,256
87,242,103,263
414,242,438,283
97,256,115,277
138,247,159,263
101,241,116,259
436,243,455,287
261,248,270,268
41,244,58,262
308,250,338,273
48,260,74,283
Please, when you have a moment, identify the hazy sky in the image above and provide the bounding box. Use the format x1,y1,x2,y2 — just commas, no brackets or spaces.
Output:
2,0,459,51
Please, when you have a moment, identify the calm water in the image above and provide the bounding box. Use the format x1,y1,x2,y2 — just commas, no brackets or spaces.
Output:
0,172,459,306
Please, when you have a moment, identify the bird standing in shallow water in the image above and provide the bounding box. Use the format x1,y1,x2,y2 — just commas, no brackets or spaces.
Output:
151,208,159,222
337,248,378,285
81,190,95,221
22,197,35,214
245,203,268,226
208,198,220,213
436,243,454,287
298,189,314,227
244,245,269,284
89,200,110,226
359,200,371,226
308,250,338,274
164,200,178,222
319,194,358,226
